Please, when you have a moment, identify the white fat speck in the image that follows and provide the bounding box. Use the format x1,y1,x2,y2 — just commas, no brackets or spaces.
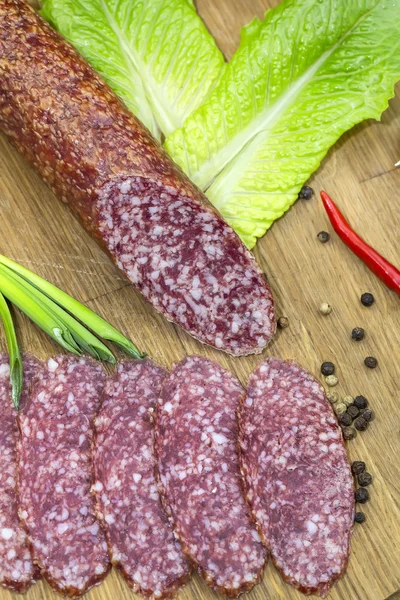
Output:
120,180,131,194
36,431,44,440
57,523,69,535
306,520,318,535
163,401,173,414
1,528,13,540
211,432,229,445
231,321,239,333
47,359,59,372
0,363,10,376
92,481,103,492
7,549,16,560
88,523,100,535
105,514,115,525
132,473,142,483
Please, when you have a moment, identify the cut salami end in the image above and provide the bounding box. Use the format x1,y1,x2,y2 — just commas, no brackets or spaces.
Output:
97,177,275,356
18,356,110,597
93,359,191,599
0,0,276,357
155,356,267,596
0,355,41,593
239,358,354,597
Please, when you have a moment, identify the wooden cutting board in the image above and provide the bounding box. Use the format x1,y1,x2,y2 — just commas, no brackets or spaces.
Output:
0,1,399,599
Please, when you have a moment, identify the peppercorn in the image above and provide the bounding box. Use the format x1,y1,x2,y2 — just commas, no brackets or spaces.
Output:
361,292,374,307
342,427,357,440
358,472,372,487
299,185,314,200
325,374,338,387
347,405,360,419
343,395,354,407
352,327,365,341
354,395,368,409
361,409,374,422
317,231,330,243
351,461,366,475
327,391,339,404
354,416,369,431
319,303,332,315
355,487,369,503
364,356,378,369
277,316,289,329
321,362,335,376
354,511,366,524
339,412,353,427
334,402,347,415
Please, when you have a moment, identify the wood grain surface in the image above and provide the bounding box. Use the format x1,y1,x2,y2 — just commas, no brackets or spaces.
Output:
0,1,399,599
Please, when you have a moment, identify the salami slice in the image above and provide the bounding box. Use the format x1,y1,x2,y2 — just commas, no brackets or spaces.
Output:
92,360,191,599
155,356,266,596
18,356,110,597
0,0,275,357
238,358,354,597
0,355,41,592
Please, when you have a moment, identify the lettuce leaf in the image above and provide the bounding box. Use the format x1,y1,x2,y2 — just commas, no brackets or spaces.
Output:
41,0,225,140
165,0,400,247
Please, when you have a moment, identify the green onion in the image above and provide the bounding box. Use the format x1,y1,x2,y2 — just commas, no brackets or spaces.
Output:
0,255,144,359
0,265,116,363
0,292,23,408
0,267,82,356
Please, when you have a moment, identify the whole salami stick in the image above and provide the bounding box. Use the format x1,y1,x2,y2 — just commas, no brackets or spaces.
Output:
0,0,275,357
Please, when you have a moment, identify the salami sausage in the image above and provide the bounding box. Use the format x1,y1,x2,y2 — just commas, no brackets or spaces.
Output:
0,0,275,357
0,355,40,592
238,358,354,597
18,356,110,597
92,360,191,599
155,356,267,596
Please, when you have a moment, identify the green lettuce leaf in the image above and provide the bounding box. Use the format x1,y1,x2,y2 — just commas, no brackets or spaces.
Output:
165,0,400,247
41,0,225,139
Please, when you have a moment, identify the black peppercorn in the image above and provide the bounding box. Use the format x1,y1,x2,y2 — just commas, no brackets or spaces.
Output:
354,395,368,410
358,472,372,487
364,356,378,369
317,231,330,243
361,409,374,422
339,412,353,427
351,327,365,341
299,185,314,200
342,427,357,440
347,405,360,419
354,416,369,431
321,362,335,376
355,487,369,503
277,316,289,329
361,292,374,307
351,461,366,475
354,511,366,524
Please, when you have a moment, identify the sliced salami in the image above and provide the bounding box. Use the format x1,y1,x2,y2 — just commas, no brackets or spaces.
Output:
18,356,110,597
92,359,191,599
155,356,266,596
238,358,354,597
0,355,41,592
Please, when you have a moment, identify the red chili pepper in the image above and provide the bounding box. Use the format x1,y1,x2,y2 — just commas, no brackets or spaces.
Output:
320,191,400,296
